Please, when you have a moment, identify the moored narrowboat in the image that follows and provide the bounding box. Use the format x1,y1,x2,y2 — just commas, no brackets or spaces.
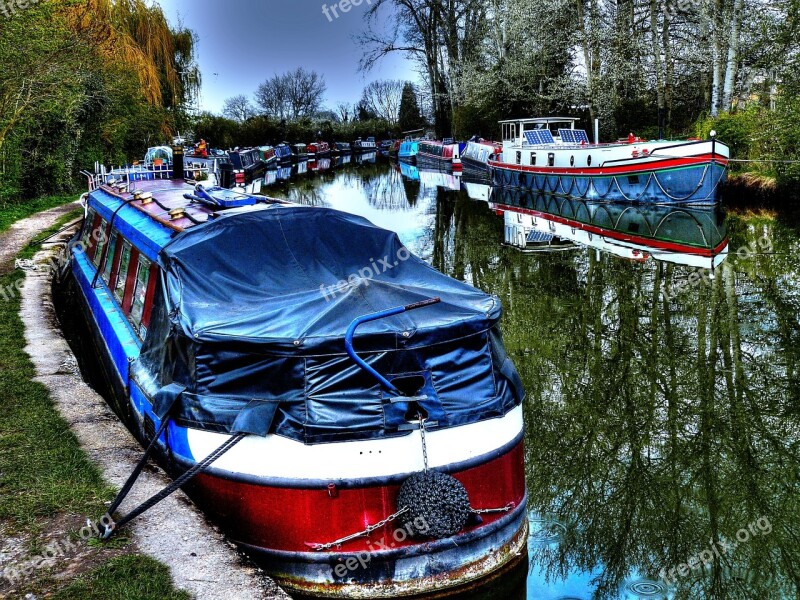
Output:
461,139,503,175
353,137,377,152
333,141,352,155
417,140,463,171
292,143,309,162
489,117,729,205
308,140,331,158
398,140,419,164
258,145,279,168
66,176,528,598
275,143,294,164
218,148,269,189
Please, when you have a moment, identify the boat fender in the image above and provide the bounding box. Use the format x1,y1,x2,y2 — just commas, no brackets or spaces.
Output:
397,470,471,539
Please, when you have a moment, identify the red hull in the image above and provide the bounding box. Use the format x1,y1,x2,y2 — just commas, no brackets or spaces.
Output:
186,437,526,554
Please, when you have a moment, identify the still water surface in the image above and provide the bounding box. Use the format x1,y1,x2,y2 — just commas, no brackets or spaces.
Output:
265,157,800,600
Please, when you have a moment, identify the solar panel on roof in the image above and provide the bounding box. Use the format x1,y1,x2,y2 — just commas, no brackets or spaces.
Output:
524,131,539,146
538,129,555,144
559,129,576,143
574,129,590,144
524,130,555,145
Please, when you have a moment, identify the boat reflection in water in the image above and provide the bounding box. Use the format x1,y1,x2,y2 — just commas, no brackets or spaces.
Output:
396,161,420,181
309,157,332,173
356,151,378,165
461,175,494,203
491,189,728,270
419,167,462,192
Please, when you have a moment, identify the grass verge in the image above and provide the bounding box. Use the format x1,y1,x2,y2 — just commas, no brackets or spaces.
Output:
0,204,188,598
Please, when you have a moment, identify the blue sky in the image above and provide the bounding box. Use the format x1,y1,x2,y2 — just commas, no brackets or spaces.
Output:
156,0,417,114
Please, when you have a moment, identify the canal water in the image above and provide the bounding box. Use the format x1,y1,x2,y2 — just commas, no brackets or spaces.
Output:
262,157,800,600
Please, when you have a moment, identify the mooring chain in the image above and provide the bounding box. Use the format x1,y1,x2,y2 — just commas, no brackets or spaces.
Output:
471,502,516,515
309,507,410,552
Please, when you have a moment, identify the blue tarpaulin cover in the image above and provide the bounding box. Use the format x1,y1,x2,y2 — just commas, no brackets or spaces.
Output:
133,206,524,443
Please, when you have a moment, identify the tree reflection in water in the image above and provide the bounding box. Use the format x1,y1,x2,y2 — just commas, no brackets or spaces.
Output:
272,161,800,599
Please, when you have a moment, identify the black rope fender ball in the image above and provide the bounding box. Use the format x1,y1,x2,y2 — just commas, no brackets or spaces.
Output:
397,470,472,539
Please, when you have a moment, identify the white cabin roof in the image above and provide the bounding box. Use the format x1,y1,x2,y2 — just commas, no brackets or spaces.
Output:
498,117,580,125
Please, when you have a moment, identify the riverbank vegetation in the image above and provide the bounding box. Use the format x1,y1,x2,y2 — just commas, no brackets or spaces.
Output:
0,0,200,206
0,209,187,598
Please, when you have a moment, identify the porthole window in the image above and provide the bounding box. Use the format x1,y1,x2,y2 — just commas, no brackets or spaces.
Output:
548,153,555,167
531,153,537,166
570,155,575,166
587,155,592,166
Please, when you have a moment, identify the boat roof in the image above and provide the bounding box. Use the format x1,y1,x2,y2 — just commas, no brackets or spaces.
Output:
87,179,288,262
498,117,580,125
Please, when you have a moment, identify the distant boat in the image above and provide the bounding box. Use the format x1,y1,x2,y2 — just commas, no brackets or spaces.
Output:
417,140,463,171
379,139,395,156
353,136,377,152
275,143,294,164
307,140,331,158
257,146,278,168
490,117,729,205
461,139,503,175
218,148,269,189
398,140,419,164
292,143,308,162
333,141,352,155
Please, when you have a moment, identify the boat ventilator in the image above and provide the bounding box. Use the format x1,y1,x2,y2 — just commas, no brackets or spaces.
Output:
306,304,518,550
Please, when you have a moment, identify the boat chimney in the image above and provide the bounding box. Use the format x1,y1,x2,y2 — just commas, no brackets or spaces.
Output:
172,144,185,180
594,119,600,145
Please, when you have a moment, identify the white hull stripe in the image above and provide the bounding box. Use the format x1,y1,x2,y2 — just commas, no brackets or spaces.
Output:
181,404,524,481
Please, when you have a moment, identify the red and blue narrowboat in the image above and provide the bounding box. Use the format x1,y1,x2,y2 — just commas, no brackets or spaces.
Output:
490,117,729,205
307,140,332,159
66,175,528,598
258,146,279,168
417,140,463,172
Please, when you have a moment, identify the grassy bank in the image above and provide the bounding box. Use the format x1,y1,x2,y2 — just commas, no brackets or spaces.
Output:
0,203,188,598
0,194,81,233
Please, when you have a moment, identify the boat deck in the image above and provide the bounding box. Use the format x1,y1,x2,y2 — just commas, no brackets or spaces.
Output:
99,179,284,233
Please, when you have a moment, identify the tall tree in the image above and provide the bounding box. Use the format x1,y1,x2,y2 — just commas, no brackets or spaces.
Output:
255,68,327,120
222,94,254,123
398,83,425,132
360,80,405,124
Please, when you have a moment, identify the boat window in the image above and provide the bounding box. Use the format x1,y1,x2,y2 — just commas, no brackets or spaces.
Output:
570,155,575,166
101,231,118,285
129,256,152,337
92,219,109,268
548,153,555,167
516,151,522,165
530,153,537,166
81,209,97,254
114,241,133,303
587,155,592,166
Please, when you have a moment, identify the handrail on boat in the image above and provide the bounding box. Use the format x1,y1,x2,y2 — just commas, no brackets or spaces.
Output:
344,298,441,393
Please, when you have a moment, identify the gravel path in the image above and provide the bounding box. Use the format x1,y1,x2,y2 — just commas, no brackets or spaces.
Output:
6,204,290,600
